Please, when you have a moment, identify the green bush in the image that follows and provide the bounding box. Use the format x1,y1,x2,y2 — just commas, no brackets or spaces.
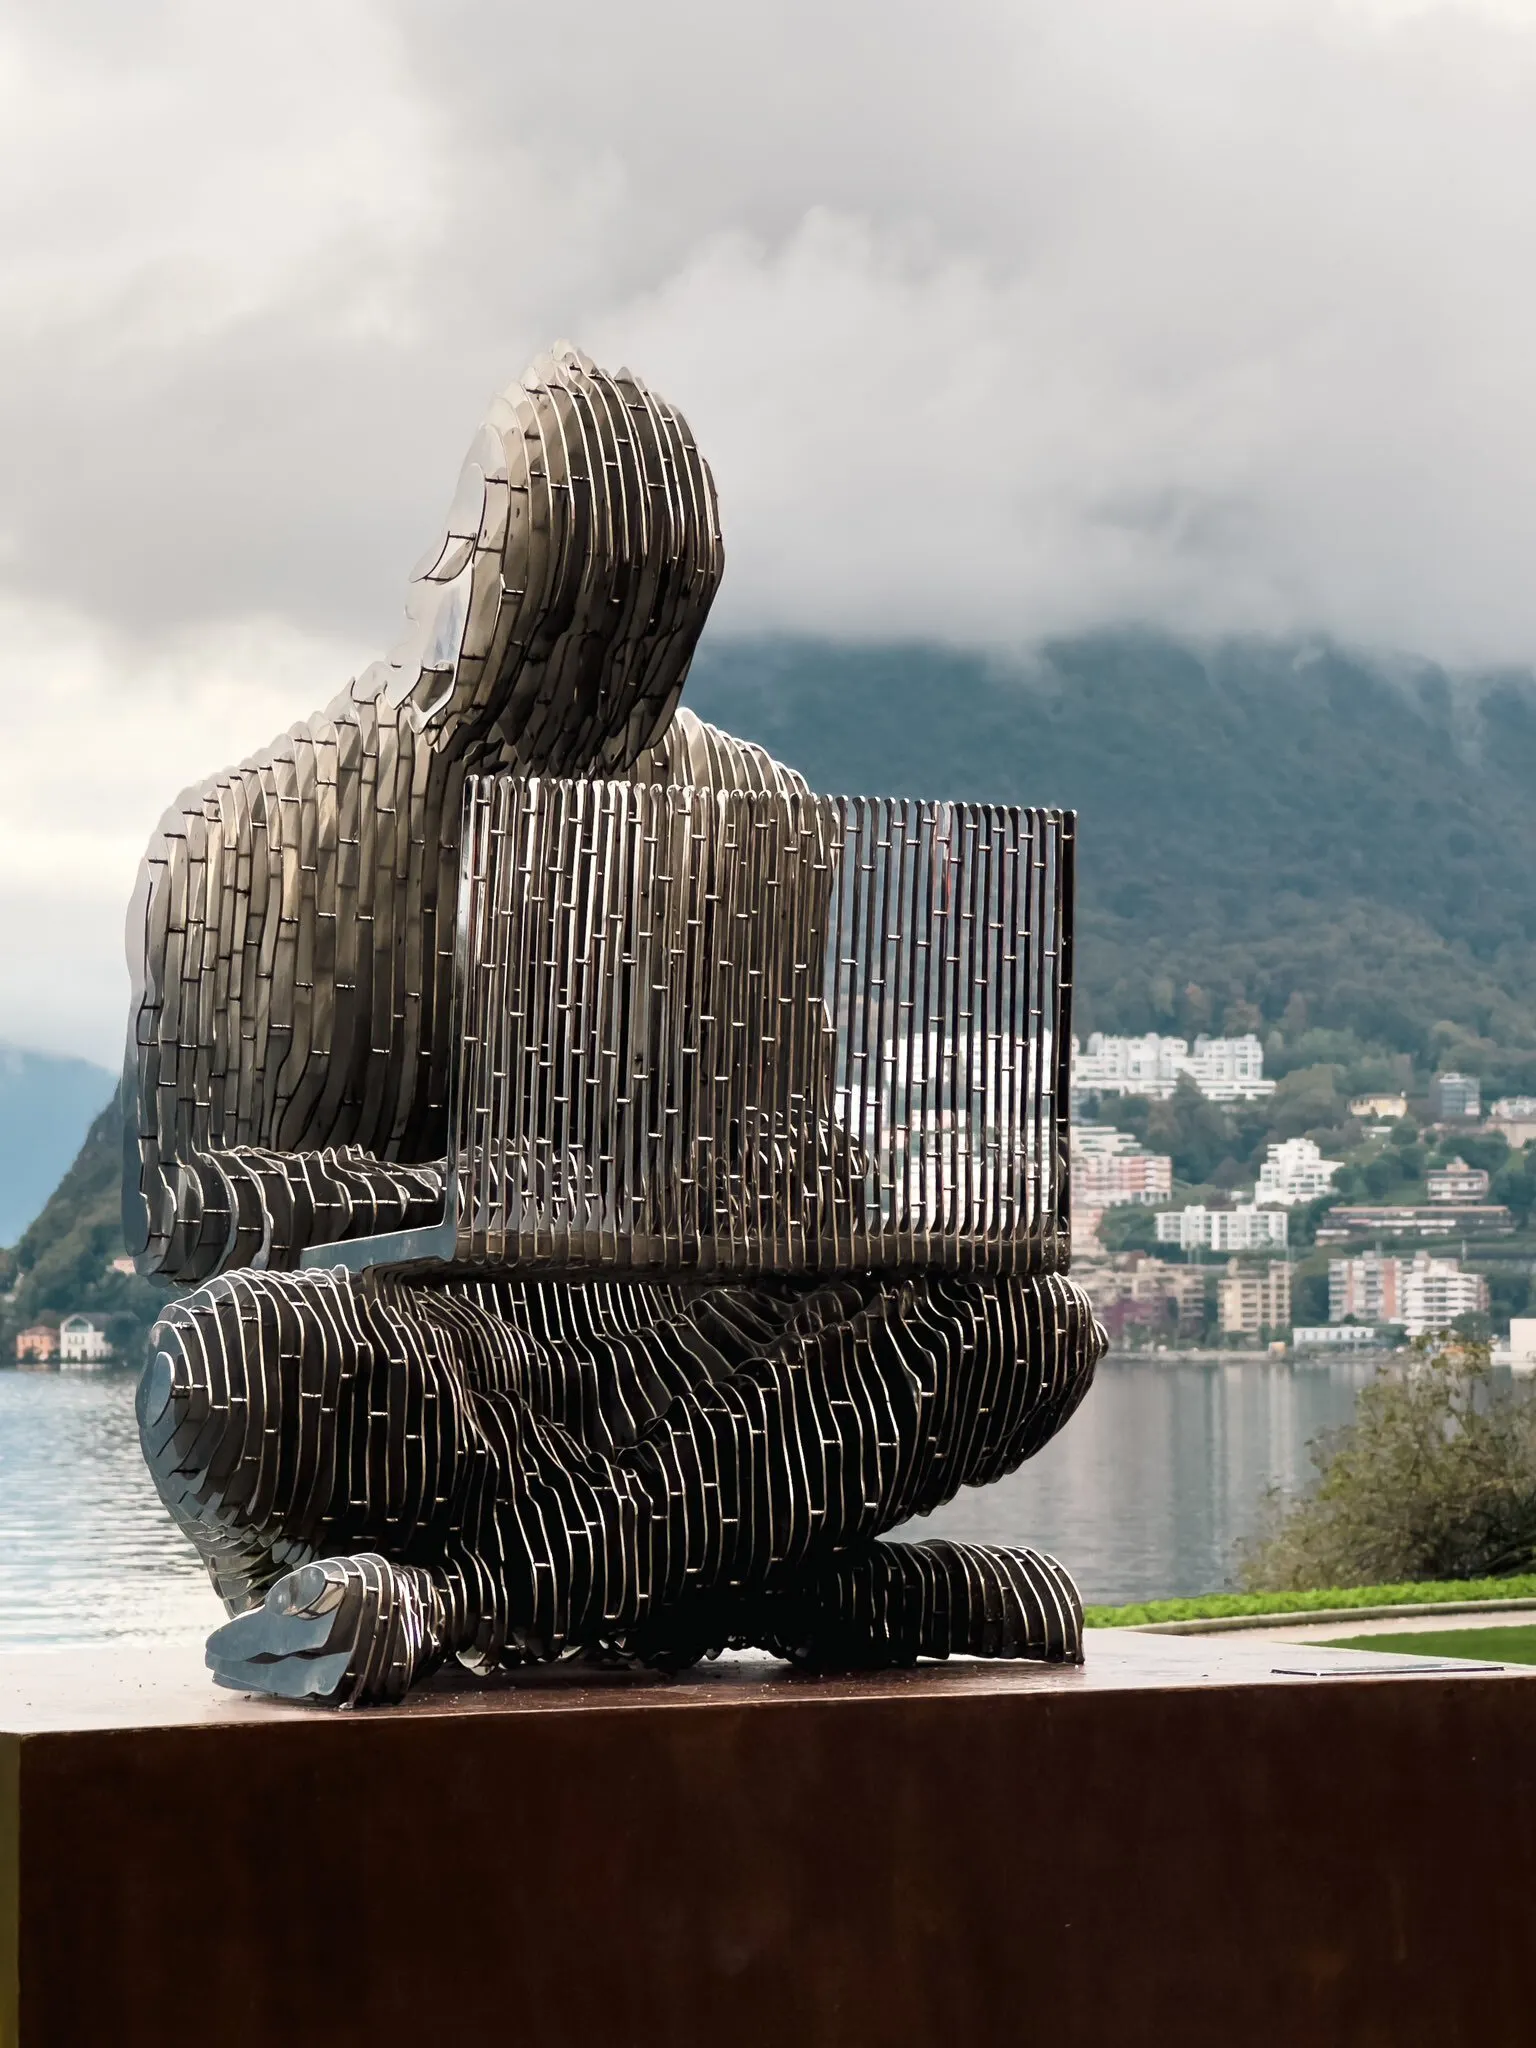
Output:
1084,1573,1536,1628
1239,1338,1536,1590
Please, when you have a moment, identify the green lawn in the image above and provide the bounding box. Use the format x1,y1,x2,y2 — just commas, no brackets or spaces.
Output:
1320,1626,1536,1665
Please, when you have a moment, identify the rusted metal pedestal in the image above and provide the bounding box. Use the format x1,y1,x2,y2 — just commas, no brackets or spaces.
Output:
3,1632,1532,2047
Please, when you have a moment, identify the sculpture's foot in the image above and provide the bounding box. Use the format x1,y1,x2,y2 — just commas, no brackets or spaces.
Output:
757,1540,1086,1670
206,1554,446,1707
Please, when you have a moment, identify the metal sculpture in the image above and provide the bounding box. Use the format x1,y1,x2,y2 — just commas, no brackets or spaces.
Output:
126,344,1105,1705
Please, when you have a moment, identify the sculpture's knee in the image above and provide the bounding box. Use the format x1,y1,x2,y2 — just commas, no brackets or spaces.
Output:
139,1270,339,1611
1008,1273,1106,1464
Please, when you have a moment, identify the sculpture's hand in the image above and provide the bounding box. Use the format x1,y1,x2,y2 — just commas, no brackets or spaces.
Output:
205,1555,447,1707
132,1126,447,1282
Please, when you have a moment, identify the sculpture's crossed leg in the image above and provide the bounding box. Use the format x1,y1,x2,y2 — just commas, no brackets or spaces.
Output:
140,1267,1104,1705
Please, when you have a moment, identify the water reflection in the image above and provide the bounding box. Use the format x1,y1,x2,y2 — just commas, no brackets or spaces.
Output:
0,1355,1371,1650
0,1368,220,1650
915,1354,1370,1603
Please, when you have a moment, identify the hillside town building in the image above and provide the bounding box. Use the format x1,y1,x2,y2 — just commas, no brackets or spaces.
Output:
1155,1204,1289,1252
1317,1204,1512,1242
14,1323,58,1364
1218,1260,1292,1337
1255,1137,1341,1206
1072,1125,1173,1207
1426,1157,1491,1202
1349,1093,1407,1121
1430,1072,1481,1120
1489,1098,1536,1148
1070,1032,1275,1103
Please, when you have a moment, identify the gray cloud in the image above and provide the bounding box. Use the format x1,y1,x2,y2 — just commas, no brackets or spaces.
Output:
4,0,1536,1059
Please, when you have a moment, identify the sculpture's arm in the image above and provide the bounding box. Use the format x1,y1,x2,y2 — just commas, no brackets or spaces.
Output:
123,693,459,1281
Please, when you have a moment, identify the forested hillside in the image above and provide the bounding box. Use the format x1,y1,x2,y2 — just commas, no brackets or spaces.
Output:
689,631,1536,1091
0,1103,167,1358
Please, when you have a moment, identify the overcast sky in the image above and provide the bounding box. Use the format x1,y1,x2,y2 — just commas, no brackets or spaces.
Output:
5,0,1536,1066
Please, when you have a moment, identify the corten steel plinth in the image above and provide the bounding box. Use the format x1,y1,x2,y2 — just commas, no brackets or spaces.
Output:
4,1636,1535,2048
122,344,1105,1703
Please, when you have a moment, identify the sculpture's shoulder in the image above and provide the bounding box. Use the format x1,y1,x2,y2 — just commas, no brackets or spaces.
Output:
626,706,808,797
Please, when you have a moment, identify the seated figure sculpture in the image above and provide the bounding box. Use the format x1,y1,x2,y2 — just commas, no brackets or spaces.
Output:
126,344,1106,1705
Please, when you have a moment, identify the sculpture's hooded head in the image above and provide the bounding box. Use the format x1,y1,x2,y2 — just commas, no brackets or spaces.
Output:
371,343,724,774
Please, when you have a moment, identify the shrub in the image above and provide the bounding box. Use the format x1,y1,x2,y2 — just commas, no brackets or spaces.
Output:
1240,1338,1536,1589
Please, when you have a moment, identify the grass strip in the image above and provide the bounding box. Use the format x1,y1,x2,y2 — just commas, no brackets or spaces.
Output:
1083,1574,1536,1629
1320,1625,1536,1666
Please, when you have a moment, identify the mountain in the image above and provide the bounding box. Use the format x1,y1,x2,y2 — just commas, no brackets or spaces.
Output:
0,1045,119,1247
688,630,1536,1092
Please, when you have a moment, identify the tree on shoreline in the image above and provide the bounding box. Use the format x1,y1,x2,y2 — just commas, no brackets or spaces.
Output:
1241,1338,1536,1589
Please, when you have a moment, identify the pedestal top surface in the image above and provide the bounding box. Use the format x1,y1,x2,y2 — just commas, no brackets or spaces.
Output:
1,1625,1530,1735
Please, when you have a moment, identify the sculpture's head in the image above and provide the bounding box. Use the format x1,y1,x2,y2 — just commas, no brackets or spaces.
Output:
368,344,724,774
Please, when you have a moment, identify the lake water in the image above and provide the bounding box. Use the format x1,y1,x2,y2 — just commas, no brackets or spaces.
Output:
0,1356,1371,1649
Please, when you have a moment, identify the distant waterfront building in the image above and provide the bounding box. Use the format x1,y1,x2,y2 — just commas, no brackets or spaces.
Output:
109,1254,137,1276
1317,1203,1512,1242
1070,1032,1275,1103
1072,1124,1173,1207
1155,1204,1289,1252
1426,1157,1491,1203
1255,1137,1341,1207
1330,1251,1406,1326
1092,1256,1210,1343
1218,1259,1292,1337
1400,1253,1488,1339
58,1314,112,1367
14,1323,58,1364
1429,1072,1481,1121
1293,1325,1384,1350
1349,1093,1407,1121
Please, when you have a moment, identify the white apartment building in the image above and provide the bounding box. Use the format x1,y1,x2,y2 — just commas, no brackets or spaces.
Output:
58,1314,112,1367
1072,1125,1173,1207
1329,1251,1406,1325
1255,1137,1342,1207
1070,1032,1275,1103
1401,1253,1488,1339
1426,1157,1491,1203
1218,1260,1292,1337
1155,1204,1289,1252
